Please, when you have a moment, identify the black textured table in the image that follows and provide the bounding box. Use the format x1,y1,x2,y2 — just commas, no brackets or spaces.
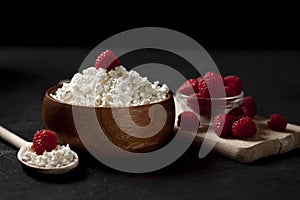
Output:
1,48,300,199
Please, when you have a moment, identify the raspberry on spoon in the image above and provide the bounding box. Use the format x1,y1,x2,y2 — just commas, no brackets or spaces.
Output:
33,129,57,155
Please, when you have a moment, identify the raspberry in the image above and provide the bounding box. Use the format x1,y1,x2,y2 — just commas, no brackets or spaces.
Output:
187,93,211,113
197,76,203,82
240,96,257,118
177,111,200,131
267,114,287,132
187,93,213,120
231,117,257,139
203,71,224,98
213,113,235,138
187,93,200,113
242,107,256,118
228,97,257,120
33,129,57,155
225,86,238,97
197,78,210,98
204,72,223,85
223,75,243,94
178,78,199,95
228,107,245,120
95,50,121,71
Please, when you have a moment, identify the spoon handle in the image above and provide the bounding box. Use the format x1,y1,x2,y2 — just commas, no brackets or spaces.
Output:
0,125,29,149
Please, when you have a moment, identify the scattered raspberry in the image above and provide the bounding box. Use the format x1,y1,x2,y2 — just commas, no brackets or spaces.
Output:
267,114,287,132
231,117,257,139
240,96,257,118
33,129,57,155
223,75,243,94
177,111,200,131
95,50,121,71
178,78,199,95
213,113,235,138
225,86,238,97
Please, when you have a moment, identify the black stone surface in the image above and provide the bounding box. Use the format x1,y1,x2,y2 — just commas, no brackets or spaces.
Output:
0,48,300,199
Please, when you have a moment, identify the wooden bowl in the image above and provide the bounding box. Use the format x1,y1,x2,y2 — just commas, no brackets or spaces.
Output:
42,84,175,153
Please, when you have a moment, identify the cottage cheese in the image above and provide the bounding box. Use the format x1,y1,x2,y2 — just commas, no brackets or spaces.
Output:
50,66,169,107
22,144,76,168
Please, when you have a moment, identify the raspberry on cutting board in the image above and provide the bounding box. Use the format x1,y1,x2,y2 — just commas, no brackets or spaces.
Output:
33,129,58,155
213,113,235,138
231,117,257,139
267,114,287,132
95,49,121,71
177,111,200,131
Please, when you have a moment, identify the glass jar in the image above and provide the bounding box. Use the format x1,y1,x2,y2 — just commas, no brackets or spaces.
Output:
176,91,244,126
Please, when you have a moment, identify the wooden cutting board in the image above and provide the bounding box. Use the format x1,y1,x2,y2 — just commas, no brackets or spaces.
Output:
187,117,300,163
174,98,300,163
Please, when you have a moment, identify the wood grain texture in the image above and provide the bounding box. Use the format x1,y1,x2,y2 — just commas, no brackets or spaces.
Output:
42,84,175,153
191,116,300,163
0,125,29,149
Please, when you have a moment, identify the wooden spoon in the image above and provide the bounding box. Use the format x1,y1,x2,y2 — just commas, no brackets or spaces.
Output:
0,125,79,174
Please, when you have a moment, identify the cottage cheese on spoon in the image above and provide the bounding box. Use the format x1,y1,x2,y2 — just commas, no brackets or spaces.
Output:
22,144,76,168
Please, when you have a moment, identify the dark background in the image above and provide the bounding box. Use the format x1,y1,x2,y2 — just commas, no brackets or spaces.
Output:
1,4,299,50
1,5,300,200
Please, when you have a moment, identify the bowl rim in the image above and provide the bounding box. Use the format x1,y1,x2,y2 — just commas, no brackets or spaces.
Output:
45,84,174,109
176,91,244,101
